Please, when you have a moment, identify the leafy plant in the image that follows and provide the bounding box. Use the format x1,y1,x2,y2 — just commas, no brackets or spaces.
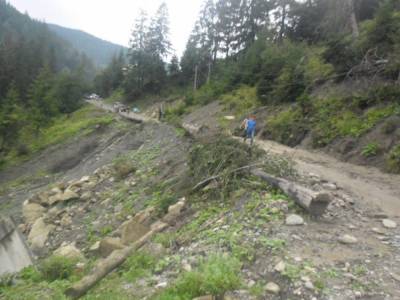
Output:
361,142,380,157
386,144,400,173
154,254,242,299
39,256,77,282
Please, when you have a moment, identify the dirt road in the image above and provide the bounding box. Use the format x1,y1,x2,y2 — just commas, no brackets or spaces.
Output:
89,100,400,217
253,138,400,217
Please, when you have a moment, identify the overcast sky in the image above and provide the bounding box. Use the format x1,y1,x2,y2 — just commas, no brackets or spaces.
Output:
8,0,203,57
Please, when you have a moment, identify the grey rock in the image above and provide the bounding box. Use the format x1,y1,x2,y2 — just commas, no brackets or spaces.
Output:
285,214,304,226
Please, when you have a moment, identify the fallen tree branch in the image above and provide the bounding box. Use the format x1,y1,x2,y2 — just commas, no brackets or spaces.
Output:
65,221,168,299
191,163,263,192
250,169,331,216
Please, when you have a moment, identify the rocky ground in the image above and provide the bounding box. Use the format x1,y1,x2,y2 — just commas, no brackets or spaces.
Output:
1,103,400,300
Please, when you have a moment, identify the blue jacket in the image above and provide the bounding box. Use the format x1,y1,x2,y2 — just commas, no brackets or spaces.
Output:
247,119,256,133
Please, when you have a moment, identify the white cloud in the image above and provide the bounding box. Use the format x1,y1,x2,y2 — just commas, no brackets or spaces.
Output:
8,0,203,57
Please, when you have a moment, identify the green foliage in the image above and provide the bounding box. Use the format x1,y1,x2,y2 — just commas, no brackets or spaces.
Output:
122,251,157,282
361,142,380,157
311,96,399,147
221,85,259,116
0,84,24,152
266,106,308,146
113,156,136,180
154,255,242,299
39,256,77,282
189,136,261,198
385,144,400,173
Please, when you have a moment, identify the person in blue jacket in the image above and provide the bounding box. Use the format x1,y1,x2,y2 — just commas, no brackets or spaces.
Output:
244,115,256,145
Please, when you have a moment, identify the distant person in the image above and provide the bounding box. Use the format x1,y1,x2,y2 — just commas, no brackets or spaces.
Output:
158,103,165,121
244,115,256,146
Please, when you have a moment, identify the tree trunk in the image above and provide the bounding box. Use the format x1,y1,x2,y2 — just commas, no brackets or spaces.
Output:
278,1,287,42
348,0,359,39
250,169,331,216
65,221,168,299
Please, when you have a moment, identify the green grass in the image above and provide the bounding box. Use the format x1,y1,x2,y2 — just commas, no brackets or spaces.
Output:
0,105,114,170
153,255,242,300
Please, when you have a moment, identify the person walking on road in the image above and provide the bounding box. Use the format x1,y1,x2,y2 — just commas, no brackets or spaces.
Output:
244,115,256,146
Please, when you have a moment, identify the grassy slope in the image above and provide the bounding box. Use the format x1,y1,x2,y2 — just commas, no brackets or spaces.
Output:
0,105,115,171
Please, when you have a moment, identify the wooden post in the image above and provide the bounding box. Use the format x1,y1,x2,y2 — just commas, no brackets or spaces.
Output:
194,65,198,91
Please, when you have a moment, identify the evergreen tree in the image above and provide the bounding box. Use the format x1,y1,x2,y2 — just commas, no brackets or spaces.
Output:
0,84,23,152
28,66,58,132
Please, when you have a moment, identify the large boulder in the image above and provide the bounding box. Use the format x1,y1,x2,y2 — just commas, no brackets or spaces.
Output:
121,220,150,245
54,243,84,260
98,237,125,257
23,202,46,224
28,218,55,253
163,199,186,224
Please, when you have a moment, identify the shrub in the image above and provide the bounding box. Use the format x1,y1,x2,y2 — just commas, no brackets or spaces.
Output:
189,136,261,197
221,85,259,116
155,255,242,299
386,144,400,173
266,106,308,146
122,251,157,282
361,142,380,157
113,156,136,180
39,256,77,282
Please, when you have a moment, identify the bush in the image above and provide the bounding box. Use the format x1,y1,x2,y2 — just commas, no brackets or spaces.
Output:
122,251,157,282
155,255,242,299
386,144,400,173
189,136,261,197
221,85,259,116
113,156,136,180
361,142,380,157
39,256,77,282
266,106,308,146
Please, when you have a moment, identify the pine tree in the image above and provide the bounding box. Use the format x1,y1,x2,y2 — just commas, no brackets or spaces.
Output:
0,83,23,151
28,66,58,132
148,2,172,58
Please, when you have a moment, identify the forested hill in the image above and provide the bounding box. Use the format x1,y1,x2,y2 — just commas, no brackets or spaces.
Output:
0,0,94,99
0,0,95,158
48,24,127,68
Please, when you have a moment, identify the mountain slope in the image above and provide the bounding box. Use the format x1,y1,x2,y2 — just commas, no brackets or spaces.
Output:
48,24,127,68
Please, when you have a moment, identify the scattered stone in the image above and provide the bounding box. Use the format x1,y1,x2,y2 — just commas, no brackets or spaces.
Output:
265,282,280,294
142,242,166,258
155,282,168,289
80,191,92,201
391,273,400,282
28,218,55,253
286,214,304,226
60,215,73,227
304,281,314,290
338,234,358,244
121,220,150,245
322,182,337,190
182,262,192,272
98,237,125,257
54,243,84,260
382,219,397,229
372,227,385,235
274,261,286,273
60,189,80,202
163,199,186,224
89,241,100,253
23,202,46,224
